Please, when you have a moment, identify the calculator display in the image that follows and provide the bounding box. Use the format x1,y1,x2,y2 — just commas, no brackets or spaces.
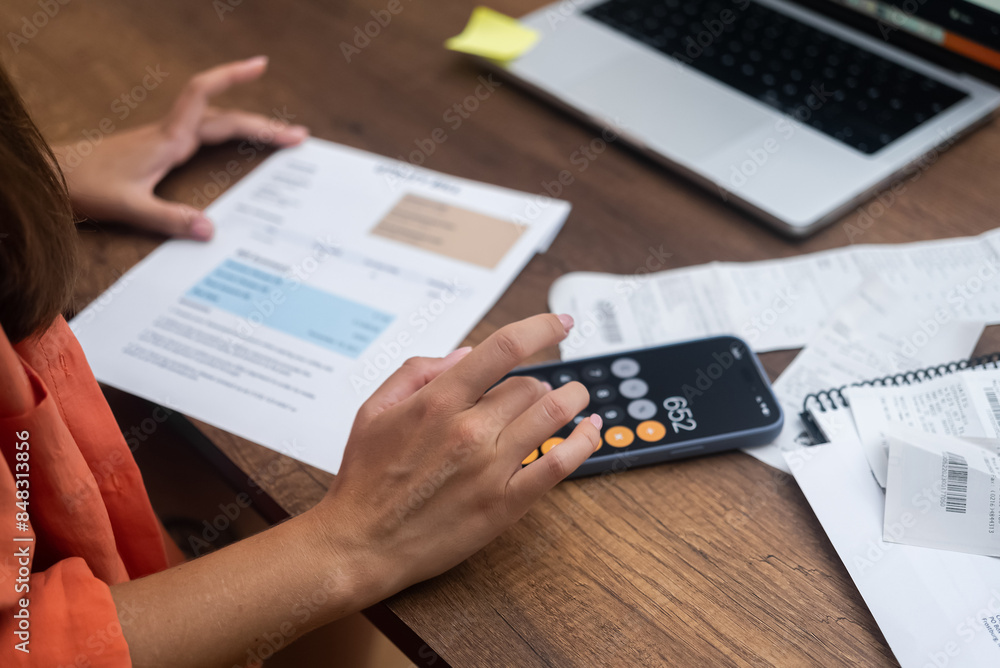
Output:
507,336,782,476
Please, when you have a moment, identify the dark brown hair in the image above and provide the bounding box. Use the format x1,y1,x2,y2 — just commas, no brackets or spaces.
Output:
0,61,77,343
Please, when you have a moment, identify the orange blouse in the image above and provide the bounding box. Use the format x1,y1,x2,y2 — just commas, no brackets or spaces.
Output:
0,316,168,666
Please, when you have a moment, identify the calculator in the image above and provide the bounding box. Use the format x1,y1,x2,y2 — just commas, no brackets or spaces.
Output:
506,336,783,478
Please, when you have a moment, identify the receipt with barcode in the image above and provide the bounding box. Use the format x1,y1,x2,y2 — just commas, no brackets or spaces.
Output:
883,428,1000,557
848,368,1000,488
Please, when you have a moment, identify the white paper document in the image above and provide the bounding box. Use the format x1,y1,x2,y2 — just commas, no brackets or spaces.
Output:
741,280,984,472
550,228,1000,358
848,369,1000,488
884,430,1000,558
72,138,570,474
786,438,1000,668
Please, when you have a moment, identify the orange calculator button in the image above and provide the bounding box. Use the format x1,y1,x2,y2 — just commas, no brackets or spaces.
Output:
541,437,564,454
604,426,634,448
522,449,539,465
636,420,667,442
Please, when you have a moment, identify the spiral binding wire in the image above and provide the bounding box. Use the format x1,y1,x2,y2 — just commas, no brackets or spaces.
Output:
801,351,1000,414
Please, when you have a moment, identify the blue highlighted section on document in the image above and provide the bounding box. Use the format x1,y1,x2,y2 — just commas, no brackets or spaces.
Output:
187,259,394,358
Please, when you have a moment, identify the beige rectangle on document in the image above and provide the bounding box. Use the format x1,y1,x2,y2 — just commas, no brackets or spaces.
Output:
371,193,525,269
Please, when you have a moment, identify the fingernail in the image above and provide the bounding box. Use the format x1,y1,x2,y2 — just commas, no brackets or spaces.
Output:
189,216,214,241
588,413,603,429
445,346,473,361
556,313,574,333
247,55,269,67
540,381,553,391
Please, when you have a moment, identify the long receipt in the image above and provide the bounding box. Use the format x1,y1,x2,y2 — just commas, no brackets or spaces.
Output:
551,228,1000,358
741,279,984,472
72,138,571,474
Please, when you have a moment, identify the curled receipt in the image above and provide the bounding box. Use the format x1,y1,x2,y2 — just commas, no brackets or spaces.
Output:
884,428,1000,558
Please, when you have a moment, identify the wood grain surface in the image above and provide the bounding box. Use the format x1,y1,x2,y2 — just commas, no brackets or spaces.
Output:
6,0,999,664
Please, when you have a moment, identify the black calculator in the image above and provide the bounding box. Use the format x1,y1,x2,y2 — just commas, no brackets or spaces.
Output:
505,336,783,478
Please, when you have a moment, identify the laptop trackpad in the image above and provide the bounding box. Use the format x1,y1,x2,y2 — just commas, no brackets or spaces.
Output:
565,54,774,162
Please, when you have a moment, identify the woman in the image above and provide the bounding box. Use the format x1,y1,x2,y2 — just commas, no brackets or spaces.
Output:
0,56,602,666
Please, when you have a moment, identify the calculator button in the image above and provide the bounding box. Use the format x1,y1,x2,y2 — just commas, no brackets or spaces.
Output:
619,378,649,399
541,437,564,454
627,399,657,420
581,364,609,383
610,357,640,378
600,405,624,425
522,449,540,465
591,385,616,403
572,414,587,426
605,426,634,448
551,369,578,387
636,420,667,442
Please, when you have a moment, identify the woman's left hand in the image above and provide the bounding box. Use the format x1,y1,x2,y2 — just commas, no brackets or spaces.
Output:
54,56,309,241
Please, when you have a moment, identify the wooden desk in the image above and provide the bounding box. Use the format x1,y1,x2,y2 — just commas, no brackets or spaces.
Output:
8,0,999,664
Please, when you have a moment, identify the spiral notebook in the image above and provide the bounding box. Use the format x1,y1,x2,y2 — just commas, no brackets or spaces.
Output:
799,352,1000,444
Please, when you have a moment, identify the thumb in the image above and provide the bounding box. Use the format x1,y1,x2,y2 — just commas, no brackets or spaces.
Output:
125,197,215,241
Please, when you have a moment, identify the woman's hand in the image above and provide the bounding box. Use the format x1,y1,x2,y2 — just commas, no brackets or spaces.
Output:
317,313,602,604
53,56,309,241
110,314,599,667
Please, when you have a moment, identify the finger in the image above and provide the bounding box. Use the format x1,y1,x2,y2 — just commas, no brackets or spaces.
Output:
362,347,473,418
164,56,270,140
507,414,603,509
197,108,310,147
120,196,214,240
475,375,552,428
435,313,573,404
498,381,590,460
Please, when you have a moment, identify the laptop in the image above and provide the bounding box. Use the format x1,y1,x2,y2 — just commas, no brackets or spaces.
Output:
498,0,1000,236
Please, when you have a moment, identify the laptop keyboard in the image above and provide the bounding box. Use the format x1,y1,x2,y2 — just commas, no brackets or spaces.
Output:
585,0,969,154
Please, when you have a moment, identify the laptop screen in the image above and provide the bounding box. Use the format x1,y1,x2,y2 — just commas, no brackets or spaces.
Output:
820,0,1000,71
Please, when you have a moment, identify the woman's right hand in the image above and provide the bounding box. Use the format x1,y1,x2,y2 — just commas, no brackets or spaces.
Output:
315,313,602,604
109,314,598,667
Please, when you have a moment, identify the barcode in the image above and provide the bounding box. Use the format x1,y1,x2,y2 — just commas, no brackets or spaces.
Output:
986,388,1000,426
942,452,969,514
596,301,623,344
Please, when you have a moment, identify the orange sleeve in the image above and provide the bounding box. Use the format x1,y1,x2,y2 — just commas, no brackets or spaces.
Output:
0,326,131,666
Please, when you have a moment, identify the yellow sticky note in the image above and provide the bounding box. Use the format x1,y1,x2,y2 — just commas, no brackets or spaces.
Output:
445,7,540,62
